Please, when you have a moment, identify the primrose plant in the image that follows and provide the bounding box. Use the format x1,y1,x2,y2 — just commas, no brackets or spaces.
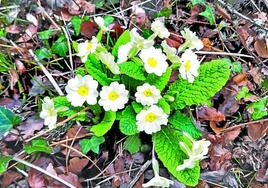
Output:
39,16,231,186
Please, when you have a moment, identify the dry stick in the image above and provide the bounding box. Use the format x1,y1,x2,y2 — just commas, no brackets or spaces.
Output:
127,160,152,188
25,107,90,142
221,118,268,133
29,50,64,96
61,24,74,74
195,51,254,58
215,0,268,33
12,156,76,188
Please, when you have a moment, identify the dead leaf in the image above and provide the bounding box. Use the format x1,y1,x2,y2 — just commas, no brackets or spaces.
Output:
249,66,263,85
254,39,268,58
64,125,88,139
17,116,44,139
198,106,225,122
69,157,89,174
166,38,180,48
9,69,19,90
215,4,231,20
15,59,27,74
2,171,23,187
5,24,21,34
16,24,37,43
58,172,82,188
202,38,212,51
80,21,98,39
188,4,203,22
223,127,241,141
247,120,268,141
0,97,21,110
134,174,144,188
210,121,226,134
26,13,38,26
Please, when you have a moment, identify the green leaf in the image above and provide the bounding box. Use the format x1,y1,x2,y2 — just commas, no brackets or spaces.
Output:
23,139,53,154
71,16,82,36
0,28,7,38
191,0,206,5
154,7,172,18
39,29,53,40
51,35,68,57
123,134,141,154
90,111,116,136
155,127,200,186
121,75,141,93
131,102,143,114
231,61,242,73
169,111,201,139
199,5,215,25
157,98,170,114
0,155,12,175
112,30,131,56
247,98,268,120
103,15,114,26
53,96,87,121
119,61,146,81
80,136,105,154
35,48,52,60
236,86,252,100
0,106,21,139
166,59,231,110
85,60,111,86
119,105,139,135
147,67,172,91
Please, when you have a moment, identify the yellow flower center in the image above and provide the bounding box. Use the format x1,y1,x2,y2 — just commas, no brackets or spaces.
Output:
143,89,153,97
147,58,157,68
48,109,55,117
77,86,89,96
108,91,119,101
185,60,191,72
86,42,93,51
145,112,157,123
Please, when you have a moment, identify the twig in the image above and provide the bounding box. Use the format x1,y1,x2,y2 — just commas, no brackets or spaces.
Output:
215,0,268,33
127,160,152,188
29,50,64,96
12,156,76,188
195,51,254,58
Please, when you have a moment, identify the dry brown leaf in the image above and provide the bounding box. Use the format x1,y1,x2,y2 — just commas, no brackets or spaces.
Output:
247,120,268,141
9,69,19,90
2,171,23,187
215,4,231,20
80,21,98,39
223,127,241,141
254,39,268,58
198,107,225,122
68,157,89,174
17,116,44,139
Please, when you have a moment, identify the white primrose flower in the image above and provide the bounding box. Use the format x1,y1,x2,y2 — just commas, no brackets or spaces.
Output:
99,82,129,112
179,28,204,51
179,49,200,83
136,105,168,134
161,40,180,63
65,75,99,107
117,42,133,64
94,16,110,32
151,19,170,39
143,158,174,188
176,132,211,171
139,46,168,76
77,36,98,62
130,28,154,49
135,83,161,106
99,52,120,74
40,97,57,130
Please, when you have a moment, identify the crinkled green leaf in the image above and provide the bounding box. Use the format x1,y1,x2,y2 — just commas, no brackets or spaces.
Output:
147,67,172,91
80,136,105,154
23,139,53,154
166,59,231,110
0,155,12,175
119,105,139,135
90,111,116,136
169,111,201,139
71,16,82,36
53,96,87,121
123,134,141,154
155,127,200,186
247,98,268,120
157,98,170,114
51,35,68,57
231,61,242,73
119,61,146,81
0,106,21,139
112,30,131,56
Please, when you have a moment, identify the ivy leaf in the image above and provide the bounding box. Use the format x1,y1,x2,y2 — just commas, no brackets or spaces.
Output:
157,98,170,114
154,7,172,18
155,127,200,186
247,98,268,120
53,96,88,121
147,68,172,91
80,136,105,154
169,111,201,139
199,5,215,25
38,29,53,40
0,155,12,175
0,106,21,139
119,105,139,135
35,48,52,60
166,59,231,110
119,61,146,81
23,139,53,154
90,111,116,136
51,35,68,57
123,134,141,154
71,16,82,36
112,30,131,56
103,15,114,26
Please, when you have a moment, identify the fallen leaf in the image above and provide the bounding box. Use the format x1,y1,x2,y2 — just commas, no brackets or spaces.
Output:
17,116,44,139
26,13,38,26
8,69,19,90
201,38,212,51
16,24,37,43
249,66,263,85
210,121,226,134
64,125,88,139
58,172,82,188
215,4,231,20
15,59,26,74
0,97,21,110
166,38,180,48
198,106,225,122
247,120,268,141
80,21,98,38
255,39,268,58
223,127,241,141
2,171,23,187
5,24,21,34
68,157,89,174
